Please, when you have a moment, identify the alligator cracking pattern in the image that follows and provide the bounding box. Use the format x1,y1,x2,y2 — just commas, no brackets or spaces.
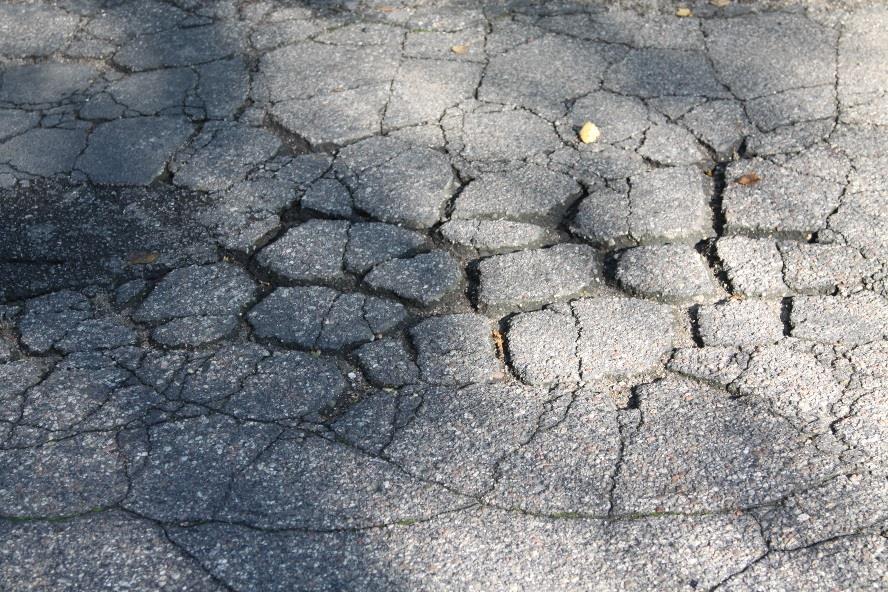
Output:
0,1,886,590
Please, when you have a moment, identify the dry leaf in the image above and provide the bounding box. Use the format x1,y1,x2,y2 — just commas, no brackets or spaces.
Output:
578,121,601,144
736,172,761,186
710,0,731,6
377,5,396,13
491,330,505,358
127,251,159,265
450,44,469,55
675,7,693,17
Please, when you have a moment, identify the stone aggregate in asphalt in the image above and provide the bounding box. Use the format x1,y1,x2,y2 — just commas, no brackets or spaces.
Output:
0,0,887,590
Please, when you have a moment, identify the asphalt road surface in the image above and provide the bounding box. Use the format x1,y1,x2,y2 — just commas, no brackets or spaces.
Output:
0,0,886,590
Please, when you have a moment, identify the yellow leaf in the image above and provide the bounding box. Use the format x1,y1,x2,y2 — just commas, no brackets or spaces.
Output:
710,0,731,6
675,7,693,17
450,44,469,55
578,121,600,144
127,251,159,265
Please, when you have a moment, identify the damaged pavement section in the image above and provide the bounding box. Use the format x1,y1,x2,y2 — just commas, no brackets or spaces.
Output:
1,0,887,590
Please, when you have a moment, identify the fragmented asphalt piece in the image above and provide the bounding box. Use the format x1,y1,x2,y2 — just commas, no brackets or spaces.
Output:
723,159,844,237
626,167,713,243
507,307,580,385
17,290,92,354
616,244,723,304
385,59,482,129
0,63,99,104
150,315,237,348
106,68,197,116
716,236,789,298
219,433,471,530
364,251,462,307
638,123,709,166
0,128,87,177
457,107,562,163
480,35,608,119
451,164,581,224
440,220,558,254
254,41,399,106
338,137,455,228
680,98,752,159
133,263,256,323
697,299,784,347
506,297,677,386
331,390,400,454
668,346,751,386
248,286,406,350
605,48,729,98
719,535,887,591
779,242,879,294
409,314,503,385
0,109,39,142
570,187,633,248
124,415,281,522
0,431,128,516
0,4,80,58
840,8,888,124
225,351,346,421
76,117,194,185
571,166,713,246
175,343,267,405
344,222,429,274
566,90,650,146
257,219,350,283
172,123,281,192
746,86,837,133
199,154,330,254
300,178,354,218
703,13,837,100
572,297,677,381
114,24,245,71
477,244,604,313
272,85,390,147
355,339,420,388
3,1,888,588
755,472,888,551
55,317,138,353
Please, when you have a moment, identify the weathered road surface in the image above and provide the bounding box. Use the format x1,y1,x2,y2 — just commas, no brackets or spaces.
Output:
0,0,886,590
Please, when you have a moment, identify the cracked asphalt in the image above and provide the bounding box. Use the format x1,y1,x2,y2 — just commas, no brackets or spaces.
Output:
0,0,887,590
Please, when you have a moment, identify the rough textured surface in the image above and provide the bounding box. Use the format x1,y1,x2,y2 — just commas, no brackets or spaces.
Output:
248,286,406,350
477,244,604,312
364,251,462,307
409,314,503,385
2,1,887,589
616,244,723,304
